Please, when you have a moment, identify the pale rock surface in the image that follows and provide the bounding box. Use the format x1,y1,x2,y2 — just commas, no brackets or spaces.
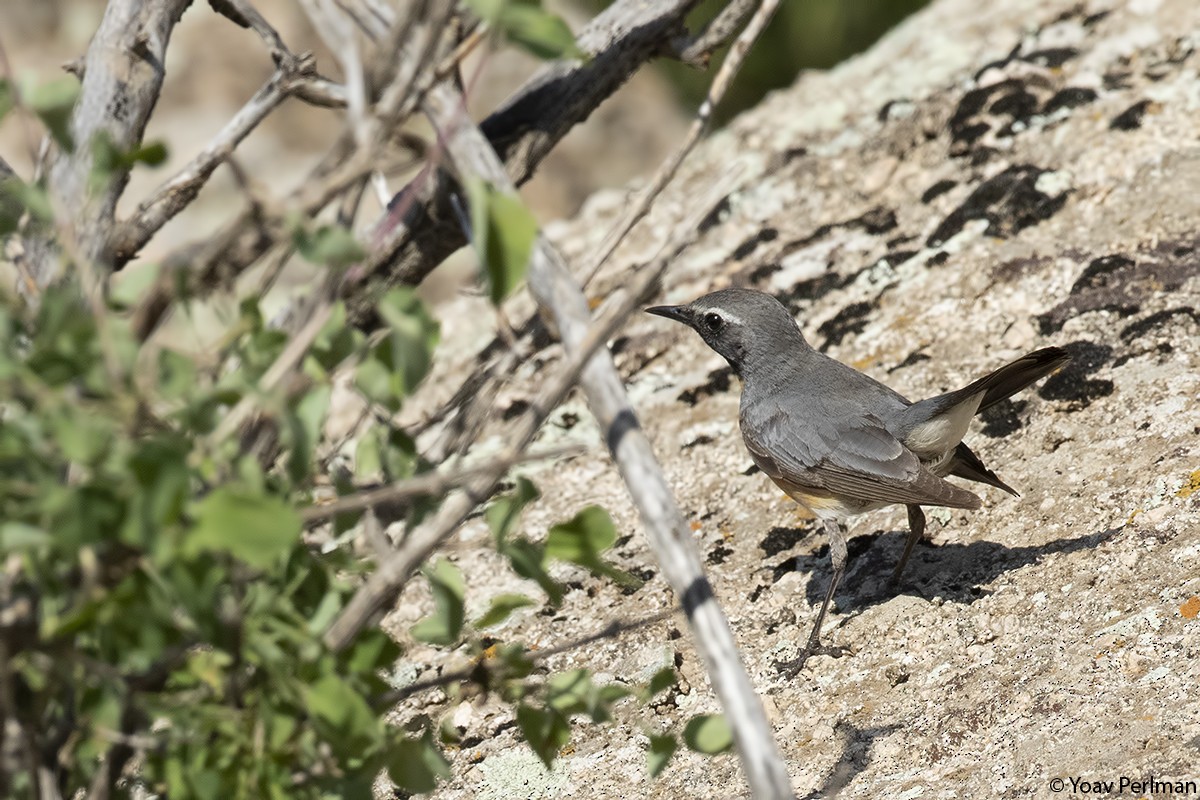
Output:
394,0,1200,796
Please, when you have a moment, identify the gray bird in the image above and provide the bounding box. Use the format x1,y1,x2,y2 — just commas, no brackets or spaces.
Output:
647,287,1068,674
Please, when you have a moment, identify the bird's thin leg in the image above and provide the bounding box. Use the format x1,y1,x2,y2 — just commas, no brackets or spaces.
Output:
892,505,926,584
776,519,849,676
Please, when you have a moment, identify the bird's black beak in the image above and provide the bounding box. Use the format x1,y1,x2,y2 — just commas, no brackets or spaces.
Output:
645,305,692,325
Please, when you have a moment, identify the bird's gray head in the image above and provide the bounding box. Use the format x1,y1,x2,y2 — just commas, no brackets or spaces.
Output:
646,287,807,375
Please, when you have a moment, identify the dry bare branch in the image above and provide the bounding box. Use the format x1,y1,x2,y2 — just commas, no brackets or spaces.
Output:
26,0,193,288
345,0,709,319
110,52,321,266
300,445,583,525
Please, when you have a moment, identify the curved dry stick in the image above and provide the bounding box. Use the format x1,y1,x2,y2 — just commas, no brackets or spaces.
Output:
580,0,785,288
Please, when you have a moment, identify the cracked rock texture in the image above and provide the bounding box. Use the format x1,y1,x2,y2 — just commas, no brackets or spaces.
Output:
392,0,1200,796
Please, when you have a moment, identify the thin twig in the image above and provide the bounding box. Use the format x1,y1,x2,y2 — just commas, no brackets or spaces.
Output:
579,0,784,289
300,0,369,147
300,445,584,524
111,53,319,266
673,0,758,67
376,607,678,707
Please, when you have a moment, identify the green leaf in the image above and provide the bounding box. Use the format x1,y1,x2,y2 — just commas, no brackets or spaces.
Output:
0,78,14,121
109,261,162,310
307,301,362,375
545,506,643,589
503,537,563,606
0,176,22,236
294,224,366,268
465,0,584,61
485,477,540,545
25,76,80,151
545,669,591,715
545,505,616,562
90,132,168,192
473,593,534,628
640,666,677,702
497,2,584,60
281,385,331,483
157,347,198,402
386,731,450,794
0,522,50,550
515,704,570,768
0,176,54,237
464,177,537,304
341,629,402,674
186,487,301,569
303,673,379,756
647,733,677,778
682,714,733,755
410,558,465,646
356,289,439,411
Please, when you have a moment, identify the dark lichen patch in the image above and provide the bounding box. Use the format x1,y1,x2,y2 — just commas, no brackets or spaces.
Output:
1071,254,1136,293
778,207,900,261
697,196,731,233
677,366,734,406
1103,70,1134,90
882,249,917,267
1036,341,1114,409
502,398,531,420
706,544,734,565
1042,87,1098,115
1110,99,1153,130
1119,307,1200,342
1038,248,1197,334
979,398,1028,438
927,164,1068,247
858,206,898,235
992,254,1052,283
926,251,950,267
950,82,1012,145
921,179,958,203
620,567,656,595
776,271,844,312
732,227,779,260
887,350,930,374
818,301,873,350
1022,48,1079,68
681,434,715,450
747,262,781,284
760,524,816,557
990,88,1040,120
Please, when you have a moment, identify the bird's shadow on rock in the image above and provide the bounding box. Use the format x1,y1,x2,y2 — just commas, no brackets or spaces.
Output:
799,722,902,800
766,524,1121,613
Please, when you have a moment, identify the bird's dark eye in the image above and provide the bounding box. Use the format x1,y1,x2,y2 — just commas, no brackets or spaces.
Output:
702,312,725,332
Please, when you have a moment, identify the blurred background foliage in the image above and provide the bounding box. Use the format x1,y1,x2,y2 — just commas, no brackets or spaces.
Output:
651,0,932,123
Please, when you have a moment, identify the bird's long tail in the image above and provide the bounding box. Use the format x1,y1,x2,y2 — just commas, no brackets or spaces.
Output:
955,346,1072,413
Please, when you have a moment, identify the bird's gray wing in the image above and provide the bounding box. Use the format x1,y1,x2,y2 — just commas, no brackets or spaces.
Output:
742,404,981,509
